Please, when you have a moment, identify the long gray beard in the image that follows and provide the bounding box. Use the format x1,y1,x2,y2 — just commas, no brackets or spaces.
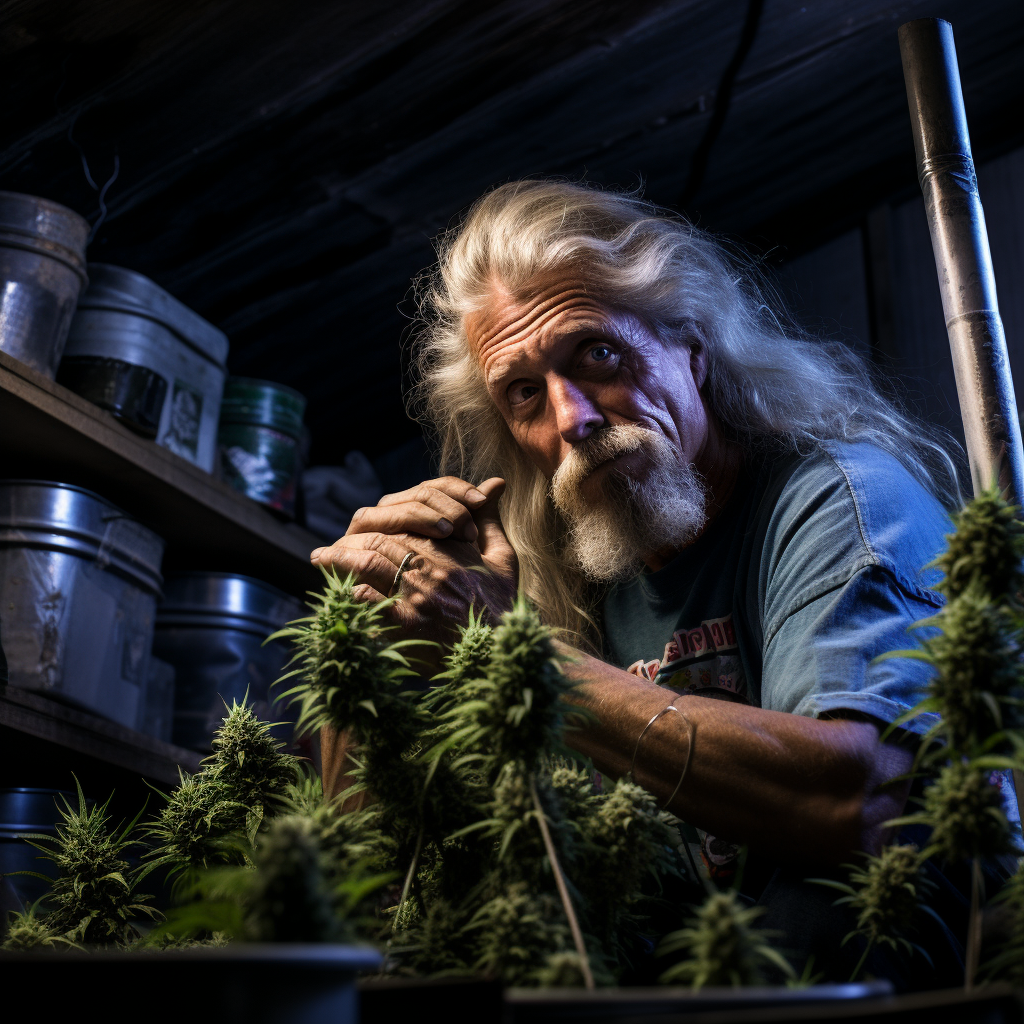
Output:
550,424,707,583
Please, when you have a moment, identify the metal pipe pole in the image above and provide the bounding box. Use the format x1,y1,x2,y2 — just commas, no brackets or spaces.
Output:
898,18,1024,501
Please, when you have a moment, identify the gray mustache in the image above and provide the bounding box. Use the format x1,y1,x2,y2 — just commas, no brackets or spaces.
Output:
550,424,656,505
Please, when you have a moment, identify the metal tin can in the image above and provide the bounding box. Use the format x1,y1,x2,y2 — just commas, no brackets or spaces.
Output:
153,571,305,752
0,481,165,729
0,788,83,908
218,377,306,517
0,192,89,378
62,264,229,472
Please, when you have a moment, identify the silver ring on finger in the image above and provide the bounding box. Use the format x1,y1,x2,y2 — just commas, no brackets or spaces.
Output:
389,551,416,597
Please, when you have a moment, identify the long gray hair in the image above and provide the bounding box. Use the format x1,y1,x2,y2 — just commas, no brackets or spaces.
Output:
408,180,962,643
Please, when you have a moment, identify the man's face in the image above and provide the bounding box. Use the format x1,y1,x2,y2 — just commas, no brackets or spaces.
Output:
467,275,713,578
467,276,712,484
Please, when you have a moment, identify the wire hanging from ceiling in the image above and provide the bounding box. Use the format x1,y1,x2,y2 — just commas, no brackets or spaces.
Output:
677,0,765,211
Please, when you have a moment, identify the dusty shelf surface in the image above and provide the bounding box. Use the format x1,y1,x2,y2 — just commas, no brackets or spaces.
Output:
0,349,323,597
0,686,202,788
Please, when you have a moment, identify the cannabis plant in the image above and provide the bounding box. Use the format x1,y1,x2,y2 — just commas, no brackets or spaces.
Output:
205,697,302,827
810,844,934,981
275,569,427,751
19,780,156,947
275,570,431,830
274,576,693,985
466,882,576,983
894,587,1024,756
657,890,792,988
933,487,1024,602
141,694,301,894
826,486,1024,986
429,597,578,776
900,761,1014,864
1,902,79,952
144,769,248,882
429,605,494,691
153,804,392,945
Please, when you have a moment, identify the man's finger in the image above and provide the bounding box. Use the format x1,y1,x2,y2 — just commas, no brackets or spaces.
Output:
347,499,477,541
313,542,403,596
378,476,490,508
352,582,388,605
472,478,517,574
375,478,488,537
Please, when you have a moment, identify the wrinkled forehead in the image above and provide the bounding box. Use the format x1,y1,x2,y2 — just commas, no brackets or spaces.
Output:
463,273,616,368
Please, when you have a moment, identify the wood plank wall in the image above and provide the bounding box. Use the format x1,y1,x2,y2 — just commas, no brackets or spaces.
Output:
774,144,1024,473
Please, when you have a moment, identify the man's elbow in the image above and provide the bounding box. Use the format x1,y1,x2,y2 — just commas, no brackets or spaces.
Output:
816,755,913,863
793,726,913,863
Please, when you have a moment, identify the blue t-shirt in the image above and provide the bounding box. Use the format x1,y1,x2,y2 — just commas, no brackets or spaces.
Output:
602,442,950,732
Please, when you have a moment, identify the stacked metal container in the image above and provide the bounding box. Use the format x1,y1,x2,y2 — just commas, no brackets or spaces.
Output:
0,201,309,760
153,572,305,752
0,192,89,377
218,377,307,516
0,481,164,730
61,264,229,472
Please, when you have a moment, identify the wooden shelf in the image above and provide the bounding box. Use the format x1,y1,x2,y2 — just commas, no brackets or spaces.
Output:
0,686,201,787
0,349,323,597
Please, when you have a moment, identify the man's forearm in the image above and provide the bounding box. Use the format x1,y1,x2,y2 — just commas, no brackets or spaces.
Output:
558,646,912,863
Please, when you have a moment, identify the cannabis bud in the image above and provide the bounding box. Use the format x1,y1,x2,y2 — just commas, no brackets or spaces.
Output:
920,586,1024,751
934,487,1024,602
275,570,426,754
206,698,301,816
436,596,574,775
916,761,1013,863
22,782,156,947
658,890,792,988
144,769,248,880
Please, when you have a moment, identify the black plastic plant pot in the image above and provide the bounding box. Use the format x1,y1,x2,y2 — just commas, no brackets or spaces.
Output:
502,982,1023,1023
1,944,381,1024
358,979,900,1024
359,975,505,1023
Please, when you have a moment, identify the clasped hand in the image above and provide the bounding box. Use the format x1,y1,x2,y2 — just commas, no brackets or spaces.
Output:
309,476,518,658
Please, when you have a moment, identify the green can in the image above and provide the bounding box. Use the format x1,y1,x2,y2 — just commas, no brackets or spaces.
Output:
218,377,307,517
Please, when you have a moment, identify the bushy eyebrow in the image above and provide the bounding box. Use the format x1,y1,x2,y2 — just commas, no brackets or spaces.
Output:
486,320,625,392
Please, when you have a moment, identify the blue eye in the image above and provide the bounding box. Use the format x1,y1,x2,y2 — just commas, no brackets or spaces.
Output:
590,345,610,361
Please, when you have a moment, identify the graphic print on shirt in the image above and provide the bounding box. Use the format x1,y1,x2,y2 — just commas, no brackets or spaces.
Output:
625,613,747,702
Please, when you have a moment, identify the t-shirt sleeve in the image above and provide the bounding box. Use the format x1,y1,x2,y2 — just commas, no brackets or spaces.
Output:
761,563,941,730
756,444,949,732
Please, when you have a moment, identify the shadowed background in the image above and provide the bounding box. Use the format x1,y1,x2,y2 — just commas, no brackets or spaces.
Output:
2,0,1022,473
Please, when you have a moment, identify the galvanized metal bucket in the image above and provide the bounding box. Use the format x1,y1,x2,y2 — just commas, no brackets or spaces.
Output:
0,481,165,730
0,192,89,377
218,377,307,517
0,787,80,909
61,264,229,472
153,572,305,752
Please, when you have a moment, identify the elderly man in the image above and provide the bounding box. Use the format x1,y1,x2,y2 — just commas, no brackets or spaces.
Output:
311,181,965,982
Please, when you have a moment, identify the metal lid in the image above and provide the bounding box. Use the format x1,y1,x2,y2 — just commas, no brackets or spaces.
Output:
156,571,306,635
219,376,306,437
0,480,164,596
75,263,229,367
0,191,89,282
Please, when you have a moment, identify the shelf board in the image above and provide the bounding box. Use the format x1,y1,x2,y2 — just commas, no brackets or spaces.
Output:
0,350,323,596
0,686,201,786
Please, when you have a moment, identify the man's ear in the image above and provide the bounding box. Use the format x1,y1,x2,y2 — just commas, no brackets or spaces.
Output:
690,340,709,390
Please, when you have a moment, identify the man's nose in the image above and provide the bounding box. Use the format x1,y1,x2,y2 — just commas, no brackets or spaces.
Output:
550,378,604,443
